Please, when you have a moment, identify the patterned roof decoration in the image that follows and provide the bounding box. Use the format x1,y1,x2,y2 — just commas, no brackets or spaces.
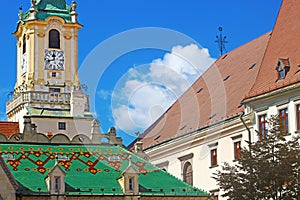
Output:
0,143,206,196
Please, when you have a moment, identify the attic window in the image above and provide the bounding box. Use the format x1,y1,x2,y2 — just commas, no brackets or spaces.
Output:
154,135,161,140
223,75,230,81
209,114,216,120
249,63,256,70
196,88,203,94
238,103,243,108
2,153,15,161
58,122,66,130
276,58,290,80
279,70,285,79
108,155,121,161
222,54,228,59
180,125,187,130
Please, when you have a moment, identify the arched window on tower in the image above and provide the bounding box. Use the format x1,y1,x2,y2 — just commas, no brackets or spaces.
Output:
22,35,26,54
183,162,193,185
49,29,60,49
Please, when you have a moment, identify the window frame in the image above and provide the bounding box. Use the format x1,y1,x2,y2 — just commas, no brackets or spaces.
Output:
210,149,218,167
50,88,60,93
258,114,268,140
54,176,61,192
129,177,134,191
49,29,61,49
22,35,26,54
234,141,241,161
279,108,289,133
182,161,193,185
58,122,66,130
297,105,300,131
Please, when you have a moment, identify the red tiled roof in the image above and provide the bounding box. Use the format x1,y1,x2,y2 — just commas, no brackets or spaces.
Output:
247,0,300,98
0,122,20,137
138,32,271,149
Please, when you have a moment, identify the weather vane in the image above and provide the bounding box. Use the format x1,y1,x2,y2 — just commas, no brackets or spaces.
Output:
215,27,228,56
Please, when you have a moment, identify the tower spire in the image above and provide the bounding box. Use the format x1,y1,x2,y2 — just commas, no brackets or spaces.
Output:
215,27,228,56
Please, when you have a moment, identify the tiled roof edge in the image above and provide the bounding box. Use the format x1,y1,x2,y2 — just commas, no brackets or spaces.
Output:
0,156,18,190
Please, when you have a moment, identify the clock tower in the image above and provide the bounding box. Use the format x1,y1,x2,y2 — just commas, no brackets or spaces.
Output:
6,0,96,138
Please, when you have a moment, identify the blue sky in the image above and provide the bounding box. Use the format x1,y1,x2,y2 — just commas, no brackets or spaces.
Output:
0,1,281,145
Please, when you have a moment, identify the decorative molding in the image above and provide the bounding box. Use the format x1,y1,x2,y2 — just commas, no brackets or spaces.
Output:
231,134,242,141
47,19,62,30
208,142,218,149
37,32,45,38
178,153,194,161
156,161,169,169
64,33,72,40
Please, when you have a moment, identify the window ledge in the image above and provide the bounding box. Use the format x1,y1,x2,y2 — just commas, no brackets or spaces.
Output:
209,165,219,169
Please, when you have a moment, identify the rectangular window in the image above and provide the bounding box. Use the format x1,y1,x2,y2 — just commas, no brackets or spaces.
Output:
51,72,57,77
234,141,241,160
58,122,66,130
297,105,300,131
214,195,219,200
211,149,217,167
129,177,134,191
259,115,268,140
279,108,288,133
50,88,60,93
55,177,60,191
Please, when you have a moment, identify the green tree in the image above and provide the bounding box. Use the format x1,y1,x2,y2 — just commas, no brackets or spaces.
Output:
214,115,300,199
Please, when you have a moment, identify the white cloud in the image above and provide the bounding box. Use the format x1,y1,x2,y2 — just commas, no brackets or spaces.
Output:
97,89,111,100
111,44,215,135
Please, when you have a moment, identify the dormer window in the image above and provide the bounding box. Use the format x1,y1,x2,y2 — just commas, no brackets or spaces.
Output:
46,164,65,195
49,29,60,49
279,69,285,79
54,176,61,192
129,177,134,191
276,58,290,80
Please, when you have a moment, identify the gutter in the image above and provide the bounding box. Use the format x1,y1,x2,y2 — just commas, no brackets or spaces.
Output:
239,111,252,148
144,113,243,152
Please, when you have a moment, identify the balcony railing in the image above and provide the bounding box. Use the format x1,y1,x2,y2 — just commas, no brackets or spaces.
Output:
6,91,71,114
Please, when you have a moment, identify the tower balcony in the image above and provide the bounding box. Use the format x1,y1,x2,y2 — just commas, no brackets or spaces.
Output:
6,91,71,114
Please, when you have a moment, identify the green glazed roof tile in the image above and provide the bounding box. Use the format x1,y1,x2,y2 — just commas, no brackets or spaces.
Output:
22,0,72,22
0,144,207,196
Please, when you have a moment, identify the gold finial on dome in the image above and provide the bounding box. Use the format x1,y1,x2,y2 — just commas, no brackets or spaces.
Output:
72,1,77,12
18,6,23,20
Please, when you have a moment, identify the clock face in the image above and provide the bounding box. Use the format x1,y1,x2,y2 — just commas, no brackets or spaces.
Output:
21,54,27,74
44,50,64,70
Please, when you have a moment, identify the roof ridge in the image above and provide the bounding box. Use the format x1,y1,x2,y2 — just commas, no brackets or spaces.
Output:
246,31,274,98
0,156,18,190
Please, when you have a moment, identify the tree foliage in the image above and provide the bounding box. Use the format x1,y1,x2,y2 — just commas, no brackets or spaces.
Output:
214,117,300,199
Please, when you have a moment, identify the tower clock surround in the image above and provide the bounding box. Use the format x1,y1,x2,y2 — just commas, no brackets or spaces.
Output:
6,0,96,138
44,49,65,70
